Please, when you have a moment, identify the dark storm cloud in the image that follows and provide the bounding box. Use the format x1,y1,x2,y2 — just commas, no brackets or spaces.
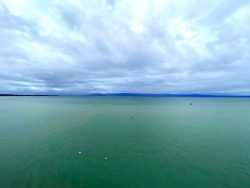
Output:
0,0,250,94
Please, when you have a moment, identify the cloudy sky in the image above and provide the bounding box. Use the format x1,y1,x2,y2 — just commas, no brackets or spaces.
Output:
0,0,250,95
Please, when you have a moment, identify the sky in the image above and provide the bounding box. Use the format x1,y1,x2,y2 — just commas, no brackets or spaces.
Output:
0,0,250,95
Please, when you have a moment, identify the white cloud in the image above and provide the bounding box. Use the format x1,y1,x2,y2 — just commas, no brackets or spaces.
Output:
0,0,250,94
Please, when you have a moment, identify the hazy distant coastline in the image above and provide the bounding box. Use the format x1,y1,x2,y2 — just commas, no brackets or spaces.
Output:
1,93,250,97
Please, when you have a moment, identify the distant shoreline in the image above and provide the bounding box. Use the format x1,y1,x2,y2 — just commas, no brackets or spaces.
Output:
0,94,58,96
1,93,250,98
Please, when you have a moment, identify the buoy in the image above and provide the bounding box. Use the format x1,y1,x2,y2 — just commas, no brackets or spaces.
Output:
129,133,132,136
130,116,134,119
78,152,82,154
104,157,108,160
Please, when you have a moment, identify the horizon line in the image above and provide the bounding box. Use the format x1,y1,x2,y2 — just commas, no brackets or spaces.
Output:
1,93,250,97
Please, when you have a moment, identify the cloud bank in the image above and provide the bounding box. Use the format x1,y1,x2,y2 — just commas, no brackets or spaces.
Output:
0,0,250,94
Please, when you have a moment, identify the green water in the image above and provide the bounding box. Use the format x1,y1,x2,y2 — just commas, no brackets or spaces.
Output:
0,97,250,188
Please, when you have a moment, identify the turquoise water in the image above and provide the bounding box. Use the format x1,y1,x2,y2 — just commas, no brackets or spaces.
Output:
0,96,250,187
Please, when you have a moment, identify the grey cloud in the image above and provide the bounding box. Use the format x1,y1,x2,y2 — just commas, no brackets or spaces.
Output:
0,5,38,36
58,3,85,30
0,0,250,94
106,0,117,8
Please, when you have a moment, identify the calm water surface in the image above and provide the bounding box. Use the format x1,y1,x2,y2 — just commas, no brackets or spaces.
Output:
0,97,250,188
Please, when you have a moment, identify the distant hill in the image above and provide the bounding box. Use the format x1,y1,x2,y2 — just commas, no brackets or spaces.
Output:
85,93,250,97
0,94,57,96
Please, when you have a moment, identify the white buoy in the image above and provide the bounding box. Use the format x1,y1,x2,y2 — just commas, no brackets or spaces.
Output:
78,152,82,154
104,157,108,160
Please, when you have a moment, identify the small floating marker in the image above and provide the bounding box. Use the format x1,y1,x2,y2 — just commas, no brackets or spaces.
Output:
130,116,134,119
104,157,108,160
190,102,192,105
129,133,133,136
78,152,82,154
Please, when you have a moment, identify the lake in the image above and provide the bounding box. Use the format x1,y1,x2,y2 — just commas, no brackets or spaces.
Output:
0,96,250,187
